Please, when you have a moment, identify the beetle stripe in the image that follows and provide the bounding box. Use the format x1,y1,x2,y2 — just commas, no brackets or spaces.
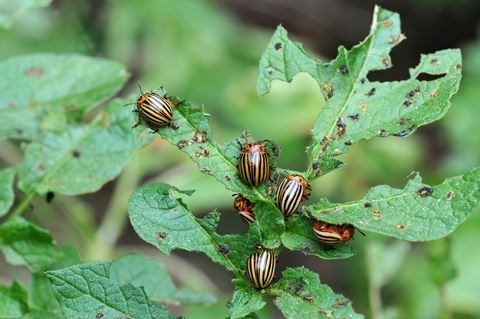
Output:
238,210,256,224
246,249,276,289
238,151,270,186
277,178,304,216
313,229,343,244
136,93,174,127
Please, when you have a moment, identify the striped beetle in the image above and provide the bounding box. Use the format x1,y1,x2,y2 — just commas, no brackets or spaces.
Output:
237,142,271,187
132,84,177,131
276,174,311,217
312,220,355,245
246,247,276,289
233,194,256,224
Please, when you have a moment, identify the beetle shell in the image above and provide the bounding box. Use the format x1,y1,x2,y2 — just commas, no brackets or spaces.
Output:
312,220,355,244
246,248,276,289
233,194,256,224
136,92,174,127
237,142,271,187
276,174,310,217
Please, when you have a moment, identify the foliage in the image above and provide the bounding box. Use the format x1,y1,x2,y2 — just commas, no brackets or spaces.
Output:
0,3,477,319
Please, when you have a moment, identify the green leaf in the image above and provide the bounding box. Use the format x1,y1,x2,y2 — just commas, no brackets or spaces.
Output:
109,253,216,305
426,238,456,285
0,282,28,318
151,100,286,246
128,183,262,277
0,168,15,217
17,98,152,195
281,216,356,259
228,280,266,319
366,241,410,288
0,0,51,28
0,217,63,272
46,262,176,319
306,167,480,241
257,7,462,179
270,267,363,319
0,54,128,140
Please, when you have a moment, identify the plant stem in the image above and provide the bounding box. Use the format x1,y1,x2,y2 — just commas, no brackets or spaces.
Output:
8,191,36,219
86,158,141,260
439,284,451,319
368,282,382,319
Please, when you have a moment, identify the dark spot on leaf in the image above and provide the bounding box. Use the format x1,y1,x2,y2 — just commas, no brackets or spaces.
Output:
37,163,45,171
271,143,280,157
347,113,360,121
406,91,415,98
377,129,387,137
266,66,274,75
25,67,44,77
389,33,405,45
382,19,393,27
274,42,282,50
170,122,179,130
157,232,167,239
323,83,334,99
417,186,433,197
218,244,229,254
46,191,55,203
176,140,189,149
72,149,81,158
365,87,376,97
393,127,414,137
396,224,407,230
430,58,439,65
373,209,382,219
382,56,392,68
194,147,210,158
416,73,444,81
312,162,319,170
364,202,372,208
192,130,207,143
200,167,212,175
288,281,304,295
300,244,312,255
360,78,366,84
225,175,231,181
336,118,346,137
399,118,411,126
446,191,454,200
303,295,314,303
456,64,462,70
344,140,352,146
403,100,413,107
339,65,348,75
96,313,104,319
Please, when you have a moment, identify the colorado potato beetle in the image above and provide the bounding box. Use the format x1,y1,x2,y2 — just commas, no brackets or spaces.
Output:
237,142,271,187
312,220,355,244
276,174,311,217
132,85,176,130
233,194,256,224
246,247,276,289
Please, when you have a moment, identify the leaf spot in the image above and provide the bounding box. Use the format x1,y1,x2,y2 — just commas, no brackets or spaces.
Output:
72,149,81,158
46,191,55,203
96,313,104,319
336,118,346,137
393,126,414,137
339,65,349,75
396,223,407,230
365,87,376,97
37,163,45,171
429,89,438,98
311,162,319,170
357,102,368,113
200,167,212,175
176,140,189,149
266,66,275,75
381,19,393,28
344,140,352,146
347,113,360,121
430,58,439,65
389,33,405,45
157,231,167,239
417,186,433,197
225,175,231,181
25,67,44,77
377,129,387,137
194,147,210,158
218,244,229,254
303,294,314,303
192,130,207,143
274,42,282,50
446,191,455,200
372,208,383,219
323,83,334,99
364,202,372,208
382,55,392,68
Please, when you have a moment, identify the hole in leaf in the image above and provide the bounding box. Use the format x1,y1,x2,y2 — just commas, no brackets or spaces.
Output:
72,149,81,158
415,72,446,81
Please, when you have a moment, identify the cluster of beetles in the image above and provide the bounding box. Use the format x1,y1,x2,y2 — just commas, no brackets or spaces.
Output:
132,87,358,290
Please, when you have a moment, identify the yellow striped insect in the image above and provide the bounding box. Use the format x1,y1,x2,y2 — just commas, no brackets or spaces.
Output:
312,220,356,245
233,194,256,224
237,142,271,187
246,247,276,289
276,174,310,217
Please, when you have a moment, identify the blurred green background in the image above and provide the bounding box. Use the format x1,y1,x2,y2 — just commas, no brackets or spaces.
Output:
0,0,479,318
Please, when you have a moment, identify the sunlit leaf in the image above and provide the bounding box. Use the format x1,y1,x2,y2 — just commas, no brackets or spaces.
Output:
306,167,480,241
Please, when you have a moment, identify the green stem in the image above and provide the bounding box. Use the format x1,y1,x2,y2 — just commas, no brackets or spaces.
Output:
368,282,382,319
8,191,36,220
439,284,451,319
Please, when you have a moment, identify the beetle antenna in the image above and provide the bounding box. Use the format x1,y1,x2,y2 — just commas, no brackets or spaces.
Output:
123,102,136,107
137,81,144,94
357,228,366,237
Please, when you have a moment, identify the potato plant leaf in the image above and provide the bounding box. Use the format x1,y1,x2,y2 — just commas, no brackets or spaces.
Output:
306,167,480,241
281,216,356,259
128,183,265,277
109,253,216,305
228,280,266,319
0,217,63,272
0,54,128,140
0,282,28,318
0,168,15,217
46,262,176,319
257,6,462,180
0,0,52,28
270,267,363,319
17,99,152,195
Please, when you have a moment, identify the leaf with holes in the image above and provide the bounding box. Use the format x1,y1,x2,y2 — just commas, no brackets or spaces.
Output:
227,280,266,319
257,6,462,179
109,253,216,305
17,98,152,195
46,262,176,319
281,216,356,259
306,167,480,241
0,54,128,140
0,168,15,217
270,267,363,319
0,217,63,272
128,183,265,277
